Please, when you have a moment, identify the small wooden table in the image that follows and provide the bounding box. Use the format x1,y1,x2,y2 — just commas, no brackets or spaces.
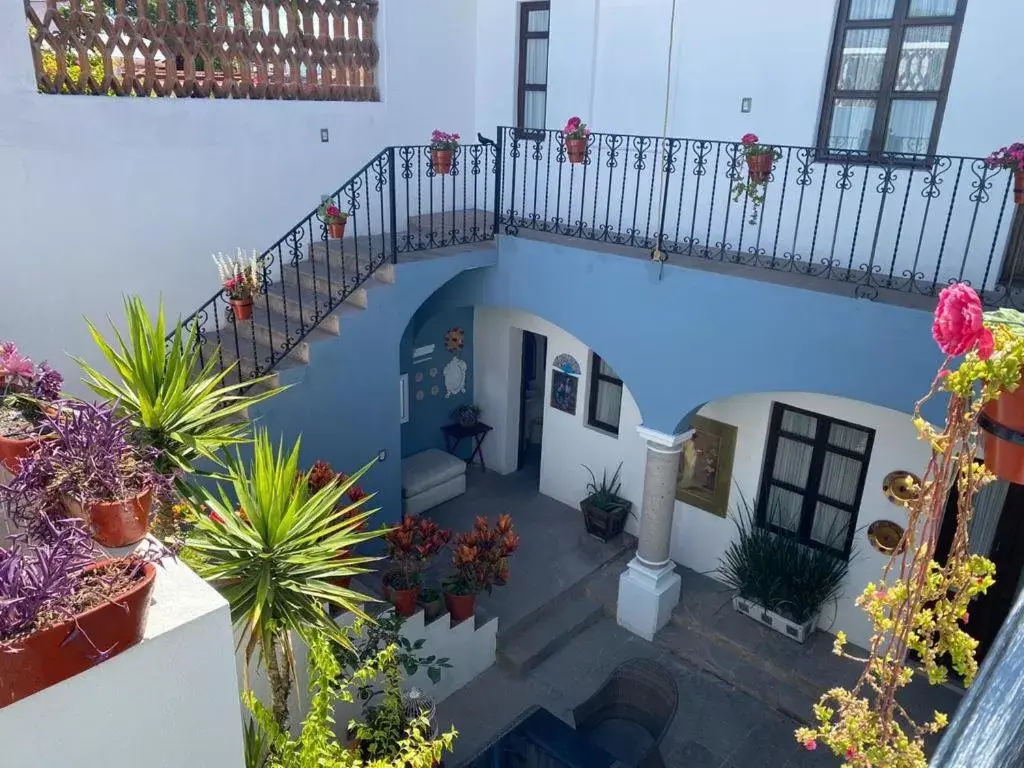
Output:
442,421,492,472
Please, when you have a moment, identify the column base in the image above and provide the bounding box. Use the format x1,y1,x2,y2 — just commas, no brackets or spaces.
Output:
616,557,681,641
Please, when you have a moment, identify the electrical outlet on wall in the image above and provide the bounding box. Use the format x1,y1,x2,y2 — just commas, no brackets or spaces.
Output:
741,97,752,113
320,128,329,142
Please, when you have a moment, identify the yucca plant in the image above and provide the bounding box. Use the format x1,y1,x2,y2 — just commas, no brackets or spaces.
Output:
185,429,384,730
75,295,283,476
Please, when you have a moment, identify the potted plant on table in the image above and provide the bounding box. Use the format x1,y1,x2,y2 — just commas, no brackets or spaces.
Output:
562,116,590,164
384,516,451,618
429,130,460,175
213,248,263,322
450,403,481,428
732,133,781,225
985,142,1024,205
0,342,63,475
718,494,848,643
580,463,632,542
4,401,169,548
0,517,160,709
443,514,519,623
318,201,349,239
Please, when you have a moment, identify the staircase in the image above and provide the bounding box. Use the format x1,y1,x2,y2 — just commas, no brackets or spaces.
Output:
177,144,499,388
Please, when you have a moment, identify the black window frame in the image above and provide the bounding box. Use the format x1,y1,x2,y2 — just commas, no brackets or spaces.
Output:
817,0,966,167
755,402,875,560
516,1,550,133
587,352,622,436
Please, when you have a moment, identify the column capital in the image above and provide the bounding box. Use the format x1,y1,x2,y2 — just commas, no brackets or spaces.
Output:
636,425,693,453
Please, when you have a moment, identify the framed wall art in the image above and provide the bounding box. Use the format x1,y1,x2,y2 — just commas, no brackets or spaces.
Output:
550,370,578,415
675,415,738,518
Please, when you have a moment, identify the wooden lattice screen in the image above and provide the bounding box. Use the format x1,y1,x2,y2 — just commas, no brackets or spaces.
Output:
23,0,380,100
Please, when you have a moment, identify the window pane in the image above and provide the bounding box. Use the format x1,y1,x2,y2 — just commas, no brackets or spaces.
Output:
523,90,546,130
908,0,957,17
819,452,863,505
766,485,803,532
594,380,622,428
524,38,549,85
885,99,936,153
849,0,895,20
780,409,816,438
527,9,550,31
837,28,889,91
599,359,620,379
772,437,813,488
828,98,876,151
829,423,870,453
896,26,951,92
811,502,851,549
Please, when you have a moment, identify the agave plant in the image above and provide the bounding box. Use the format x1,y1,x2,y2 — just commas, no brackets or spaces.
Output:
185,429,384,730
75,296,283,476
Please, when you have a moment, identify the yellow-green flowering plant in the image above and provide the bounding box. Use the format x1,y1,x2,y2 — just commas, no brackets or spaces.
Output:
795,283,1024,767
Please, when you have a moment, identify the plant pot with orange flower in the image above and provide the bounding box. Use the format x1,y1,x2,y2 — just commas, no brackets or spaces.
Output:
214,248,263,322
3,401,169,548
562,116,590,165
384,516,451,618
430,130,460,175
732,133,781,225
443,514,519,624
319,201,349,239
985,143,1024,205
305,459,374,591
0,342,63,476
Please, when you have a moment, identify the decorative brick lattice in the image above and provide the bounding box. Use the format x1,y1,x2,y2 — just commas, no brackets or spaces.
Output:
24,0,380,100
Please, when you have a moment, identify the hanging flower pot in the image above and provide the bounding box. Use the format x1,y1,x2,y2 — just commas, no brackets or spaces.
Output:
230,297,254,322
565,138,587,165
431,149,453,175
0,561,156,709
746,152,774,185
980,389,1024,484
327,220,346,239
383,572,420,618
1014,170,1024,206
62,487,153,548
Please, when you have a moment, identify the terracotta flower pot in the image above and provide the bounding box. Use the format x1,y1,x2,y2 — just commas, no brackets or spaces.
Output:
420,593,445,622
63,487,153,548
0,560,156,709
384,574,420,618
981,387,1024,484
327,220,346,239
746,152,774,184
0,431,48,475
444,590,476,623
231,297,253,322
1014,170,1024,205
565,138,587,164
432,149,452,175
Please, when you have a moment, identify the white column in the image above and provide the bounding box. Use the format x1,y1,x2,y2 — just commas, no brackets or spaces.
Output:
616,425,689,641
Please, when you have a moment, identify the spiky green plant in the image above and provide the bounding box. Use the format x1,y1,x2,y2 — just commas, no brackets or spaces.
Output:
186,429,384,729
76,295,283,475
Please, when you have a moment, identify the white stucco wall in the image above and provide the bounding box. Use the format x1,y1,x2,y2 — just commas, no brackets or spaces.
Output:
0,1,477,389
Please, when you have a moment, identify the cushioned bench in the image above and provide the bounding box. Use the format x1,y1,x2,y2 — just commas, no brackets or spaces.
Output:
402,448,467,516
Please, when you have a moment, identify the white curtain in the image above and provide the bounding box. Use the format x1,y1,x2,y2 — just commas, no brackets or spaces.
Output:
829,99,876,152
593,381,621,427
909,0,957,17
849,0,896,20
885,100,937,153
839,28,889,91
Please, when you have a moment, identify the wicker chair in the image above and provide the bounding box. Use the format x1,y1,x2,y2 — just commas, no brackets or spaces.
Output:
570,658,678,768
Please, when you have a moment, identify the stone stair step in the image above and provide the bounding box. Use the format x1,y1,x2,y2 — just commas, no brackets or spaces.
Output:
280,265,376,309
308,241,397,284
497,596,603,679
257,285,357,333
198,335,297,384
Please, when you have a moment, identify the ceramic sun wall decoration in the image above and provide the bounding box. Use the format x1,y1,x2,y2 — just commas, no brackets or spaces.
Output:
444,356,467,398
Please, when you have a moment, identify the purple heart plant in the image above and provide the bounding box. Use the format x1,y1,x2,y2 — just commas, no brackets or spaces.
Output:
0,341,63,440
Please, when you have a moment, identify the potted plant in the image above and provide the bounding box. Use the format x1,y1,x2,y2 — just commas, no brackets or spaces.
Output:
443,514,519,623
419,585,445,623
0,517,159,709
985,142,1024,205
562,116,590,164
450,403,481,428
731,133,781,225
429,130,460,175
5,401,169,548
580,463,632,542
305,459,374,590
318,201,348,238
213,248,263,322
384,516,451,617
718,494,848,643
0,342,63,475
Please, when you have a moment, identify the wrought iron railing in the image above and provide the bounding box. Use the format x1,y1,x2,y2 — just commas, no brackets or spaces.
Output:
179,142,496,387
496,127,1021,305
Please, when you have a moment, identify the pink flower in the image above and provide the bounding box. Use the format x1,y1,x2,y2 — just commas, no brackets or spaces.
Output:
932,283,994,360
567,116,581,129
803,739,817,751
846,747,859,759
741,133,759,145
873,589,887,601
0,351,34,379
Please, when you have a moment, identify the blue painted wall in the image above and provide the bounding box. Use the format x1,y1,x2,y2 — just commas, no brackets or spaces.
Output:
248,248,496,530
400,306,475,458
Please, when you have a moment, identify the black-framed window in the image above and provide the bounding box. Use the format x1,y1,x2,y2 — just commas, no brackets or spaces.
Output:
516,2,550,130
587,353,622,436
755,403,875,559
818,0,965,162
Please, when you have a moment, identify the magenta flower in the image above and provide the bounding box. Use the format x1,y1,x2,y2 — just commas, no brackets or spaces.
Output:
1,351,34,380
741,133,759,145
932,283,994,360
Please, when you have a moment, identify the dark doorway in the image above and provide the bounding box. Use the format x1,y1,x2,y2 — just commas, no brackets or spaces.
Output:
936,472,1024,662
517,330,547,472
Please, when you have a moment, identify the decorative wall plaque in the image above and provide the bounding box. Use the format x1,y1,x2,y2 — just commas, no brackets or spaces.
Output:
867,520,907,555
550,370,578,415
675,415,738,518
443,356,467,398
882,470,921,505
552,353,581,376
444,327,465,353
